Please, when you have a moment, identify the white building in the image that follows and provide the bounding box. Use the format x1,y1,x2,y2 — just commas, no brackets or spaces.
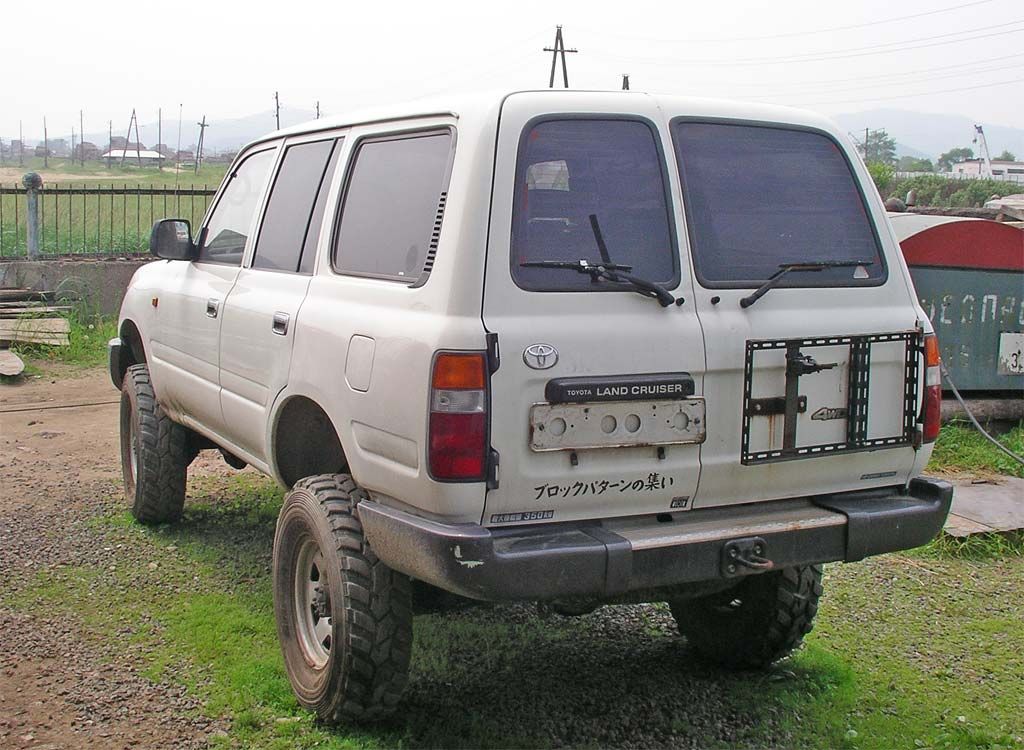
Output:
951,158,1024,180
100,148,165,166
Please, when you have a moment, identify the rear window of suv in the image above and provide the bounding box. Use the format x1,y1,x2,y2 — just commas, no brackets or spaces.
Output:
672,122,885,287
511,118,678,292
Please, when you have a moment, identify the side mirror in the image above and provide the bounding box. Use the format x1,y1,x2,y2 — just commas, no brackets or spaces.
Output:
150,219,196,260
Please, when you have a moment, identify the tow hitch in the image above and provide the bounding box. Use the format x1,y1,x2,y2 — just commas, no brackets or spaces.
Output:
722,537,774,577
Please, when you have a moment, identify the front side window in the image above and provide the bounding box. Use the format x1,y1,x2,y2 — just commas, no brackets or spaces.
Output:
198,148,276,266
253,138,340,273
511,119,677,292
672,122,885,287
333,131,452,282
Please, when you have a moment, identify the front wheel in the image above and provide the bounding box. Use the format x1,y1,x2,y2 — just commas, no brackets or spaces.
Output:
119,364,189,524
669,565,823,669
272,474,413,723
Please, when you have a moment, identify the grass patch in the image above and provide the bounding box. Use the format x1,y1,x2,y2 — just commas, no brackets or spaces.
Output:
920,531,1024,561
7,472,1024,749
11,313,116,368
926,422,1024,478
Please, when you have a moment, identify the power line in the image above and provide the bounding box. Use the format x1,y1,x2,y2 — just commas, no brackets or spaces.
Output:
789,76,1024,107
574,0,997,43
591,21,1024,66
724,52,1024,93
748,61,1024,99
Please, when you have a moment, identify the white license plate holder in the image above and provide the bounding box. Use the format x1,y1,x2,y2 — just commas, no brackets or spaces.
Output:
529,398,706,452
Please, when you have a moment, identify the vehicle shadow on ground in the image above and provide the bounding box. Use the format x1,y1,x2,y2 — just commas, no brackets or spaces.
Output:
158,476,843,749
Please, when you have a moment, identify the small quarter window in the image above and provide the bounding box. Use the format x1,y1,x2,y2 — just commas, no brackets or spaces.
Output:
333,131,452,283
253,139,340,274
198,148,276,266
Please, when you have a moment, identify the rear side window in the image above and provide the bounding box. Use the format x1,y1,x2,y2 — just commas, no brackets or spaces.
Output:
333,131,452,283
253,138,340,274
672,122,885,287
198,148,276,265
511,118,677,292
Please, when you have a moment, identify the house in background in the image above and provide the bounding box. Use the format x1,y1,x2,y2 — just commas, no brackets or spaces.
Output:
100,148,165,166
952,158,1024,180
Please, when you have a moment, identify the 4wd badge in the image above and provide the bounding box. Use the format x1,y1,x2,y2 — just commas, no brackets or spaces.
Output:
811,406,848,421
523,343,558,370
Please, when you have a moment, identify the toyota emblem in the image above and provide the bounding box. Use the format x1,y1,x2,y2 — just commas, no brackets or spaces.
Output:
523,343,558,370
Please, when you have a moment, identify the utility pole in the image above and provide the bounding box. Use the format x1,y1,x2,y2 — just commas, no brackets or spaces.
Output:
175,104,183,196
544,26,577,88
120,109,143,168
107,120,113,169
195,115,208,175
622,74,630,90
274,91,281,130
43,117,49,168
158,107,163,171
19,121,24,167
315,100,320,119
80,110,85,166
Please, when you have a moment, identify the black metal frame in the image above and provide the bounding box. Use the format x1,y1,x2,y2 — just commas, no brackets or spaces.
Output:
741,331,920,465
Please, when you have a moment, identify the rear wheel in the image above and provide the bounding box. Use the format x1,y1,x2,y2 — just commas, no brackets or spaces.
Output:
273,474,413,723
119,364,189,524
669,565,823,669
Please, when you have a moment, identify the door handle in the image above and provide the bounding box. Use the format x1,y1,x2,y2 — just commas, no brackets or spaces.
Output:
206,298,220,318
272,312,290,336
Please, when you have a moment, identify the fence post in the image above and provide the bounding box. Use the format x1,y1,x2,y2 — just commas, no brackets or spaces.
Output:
23,172,42,260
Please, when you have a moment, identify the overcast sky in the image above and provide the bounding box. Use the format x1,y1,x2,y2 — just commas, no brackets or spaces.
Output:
3,0,1022,141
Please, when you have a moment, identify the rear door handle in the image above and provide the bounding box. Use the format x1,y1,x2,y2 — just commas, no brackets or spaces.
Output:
272,312,290,336
206,298,219,318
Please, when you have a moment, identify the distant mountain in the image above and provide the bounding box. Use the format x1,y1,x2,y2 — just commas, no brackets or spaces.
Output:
22,105,1023,162
835,109,1024,162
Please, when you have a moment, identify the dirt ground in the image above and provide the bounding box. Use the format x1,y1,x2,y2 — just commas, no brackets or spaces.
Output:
0,367,226,749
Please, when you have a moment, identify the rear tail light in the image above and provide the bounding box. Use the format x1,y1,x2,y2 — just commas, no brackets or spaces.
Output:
429,352,488,481
921,333,941,444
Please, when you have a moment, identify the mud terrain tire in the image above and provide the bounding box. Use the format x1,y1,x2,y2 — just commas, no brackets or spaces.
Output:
669,564,823,669
273,474,413,723
120,363,189,524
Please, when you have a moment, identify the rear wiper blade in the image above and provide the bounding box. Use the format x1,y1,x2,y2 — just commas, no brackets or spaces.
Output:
739,260,874,309
521,259,676,307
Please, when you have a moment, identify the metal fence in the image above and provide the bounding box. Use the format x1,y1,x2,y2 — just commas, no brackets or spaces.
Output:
895,170,1024,185
0,180,216,258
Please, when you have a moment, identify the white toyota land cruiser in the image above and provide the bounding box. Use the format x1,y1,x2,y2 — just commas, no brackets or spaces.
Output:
110,90,952,723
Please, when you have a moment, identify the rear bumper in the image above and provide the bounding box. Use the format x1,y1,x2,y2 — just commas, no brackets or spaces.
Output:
357,477,953,602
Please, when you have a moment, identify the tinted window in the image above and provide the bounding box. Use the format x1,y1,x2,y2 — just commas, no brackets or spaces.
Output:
511,119,676,292
334,132,452,282
299,144,343,274
199,148,275,265
253,139,339,273
673,123,884,286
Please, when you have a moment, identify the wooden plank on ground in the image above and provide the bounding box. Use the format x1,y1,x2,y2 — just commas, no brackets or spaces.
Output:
0,318,71,346
0,289,55,302
0,349,25,376
0,306,73,318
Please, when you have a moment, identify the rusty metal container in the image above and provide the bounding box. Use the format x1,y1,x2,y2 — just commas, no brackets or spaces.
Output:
888,213,1023,393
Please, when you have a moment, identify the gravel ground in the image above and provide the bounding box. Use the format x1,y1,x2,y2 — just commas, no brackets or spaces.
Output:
1,368,790,749
0,367,228,749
